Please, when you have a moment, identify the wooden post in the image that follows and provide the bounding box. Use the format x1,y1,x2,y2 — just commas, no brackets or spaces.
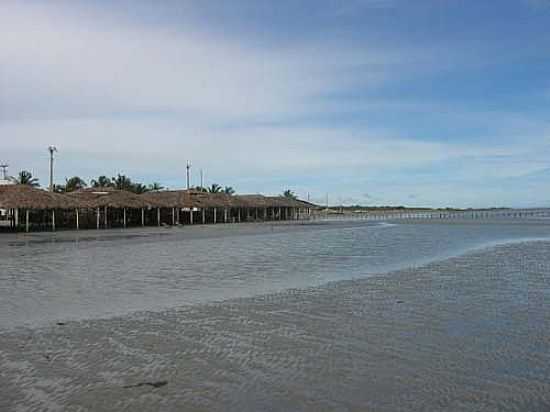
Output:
97,207,100,229
157,208,161,226
14,208,19,229
214,208,217,223
202,208,206,224
104,206,108,228
190,209,193,224
255,208,258,220
172,208,175,225
123,208,127,228
238,208,241,223
141,208,145,227
76,208,79,230
224,208,228,223
52,209,56,232
26,209,30,233
264,207,268,221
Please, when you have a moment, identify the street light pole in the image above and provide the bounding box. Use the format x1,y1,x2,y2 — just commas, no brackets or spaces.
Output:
186,160,191,190
48,146,57,192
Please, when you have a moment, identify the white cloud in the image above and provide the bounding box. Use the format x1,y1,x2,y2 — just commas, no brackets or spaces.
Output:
0,2,395,123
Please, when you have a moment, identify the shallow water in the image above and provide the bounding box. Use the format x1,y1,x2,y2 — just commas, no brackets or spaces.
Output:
1,220,550,328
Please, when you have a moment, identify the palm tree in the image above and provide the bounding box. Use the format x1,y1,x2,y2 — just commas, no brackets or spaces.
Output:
132,183,149,194
223,186,235,195
148,182,164,191
90,176,113,188
15,170,40,187
207,183,222,193
193,186,208,192
112,174,134,191
64,176,87,192
283,189,297,200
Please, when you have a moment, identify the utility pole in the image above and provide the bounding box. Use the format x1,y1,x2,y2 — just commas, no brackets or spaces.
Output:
48,146,57,192
186,160,191,190
200,169,204,189
0,163,8,181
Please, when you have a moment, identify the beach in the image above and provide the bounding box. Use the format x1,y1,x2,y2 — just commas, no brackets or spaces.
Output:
1,221,550,411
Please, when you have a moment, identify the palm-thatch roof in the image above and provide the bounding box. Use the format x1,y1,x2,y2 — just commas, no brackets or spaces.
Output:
141,190,317,209
0,185,80,209
141,190,188,208
67,187,160,209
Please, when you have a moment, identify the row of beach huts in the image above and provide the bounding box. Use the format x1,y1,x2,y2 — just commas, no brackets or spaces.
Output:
0,185,318,232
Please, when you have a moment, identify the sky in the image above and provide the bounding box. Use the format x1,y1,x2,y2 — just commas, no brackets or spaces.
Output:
1,0,550,208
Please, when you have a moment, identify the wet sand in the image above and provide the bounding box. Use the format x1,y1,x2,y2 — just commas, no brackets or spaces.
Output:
1,240,549,411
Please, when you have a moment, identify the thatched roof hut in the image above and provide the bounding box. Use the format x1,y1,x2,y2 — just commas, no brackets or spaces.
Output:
142,190,233,209
141,190,317,210
0,185,79,209
67,187,159,209
141,190,188,208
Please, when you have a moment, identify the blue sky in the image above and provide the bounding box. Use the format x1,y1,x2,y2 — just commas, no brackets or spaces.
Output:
1,0,550,207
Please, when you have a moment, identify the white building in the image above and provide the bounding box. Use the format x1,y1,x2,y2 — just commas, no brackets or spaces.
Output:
0,166,14,222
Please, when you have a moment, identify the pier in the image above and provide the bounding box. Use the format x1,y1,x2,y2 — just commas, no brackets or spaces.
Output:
310,208,550,222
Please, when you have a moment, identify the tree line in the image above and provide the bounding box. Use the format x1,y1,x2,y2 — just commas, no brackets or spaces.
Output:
11,170,299,199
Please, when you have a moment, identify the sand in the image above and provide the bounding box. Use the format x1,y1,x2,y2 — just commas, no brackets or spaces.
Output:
1,240,550,411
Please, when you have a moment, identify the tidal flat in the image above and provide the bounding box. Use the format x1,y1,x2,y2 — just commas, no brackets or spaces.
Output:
1,222,550,411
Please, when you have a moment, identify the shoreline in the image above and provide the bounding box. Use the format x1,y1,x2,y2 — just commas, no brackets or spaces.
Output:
0,219,350,246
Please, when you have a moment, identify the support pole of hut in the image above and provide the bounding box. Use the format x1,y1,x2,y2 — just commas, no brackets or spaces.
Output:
123,208,127,228
76,208,79,230
104,206,108,228
96,207,100,230
52,209,56,232
264,207,268,221
224,208,228,223
238,208,241,223
172,208,175,226
157,208,161,226
14,208,19,229
26,209,30,233
190,209,193,224
214,208,217,223
141,208,145,227
202,208,206,224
